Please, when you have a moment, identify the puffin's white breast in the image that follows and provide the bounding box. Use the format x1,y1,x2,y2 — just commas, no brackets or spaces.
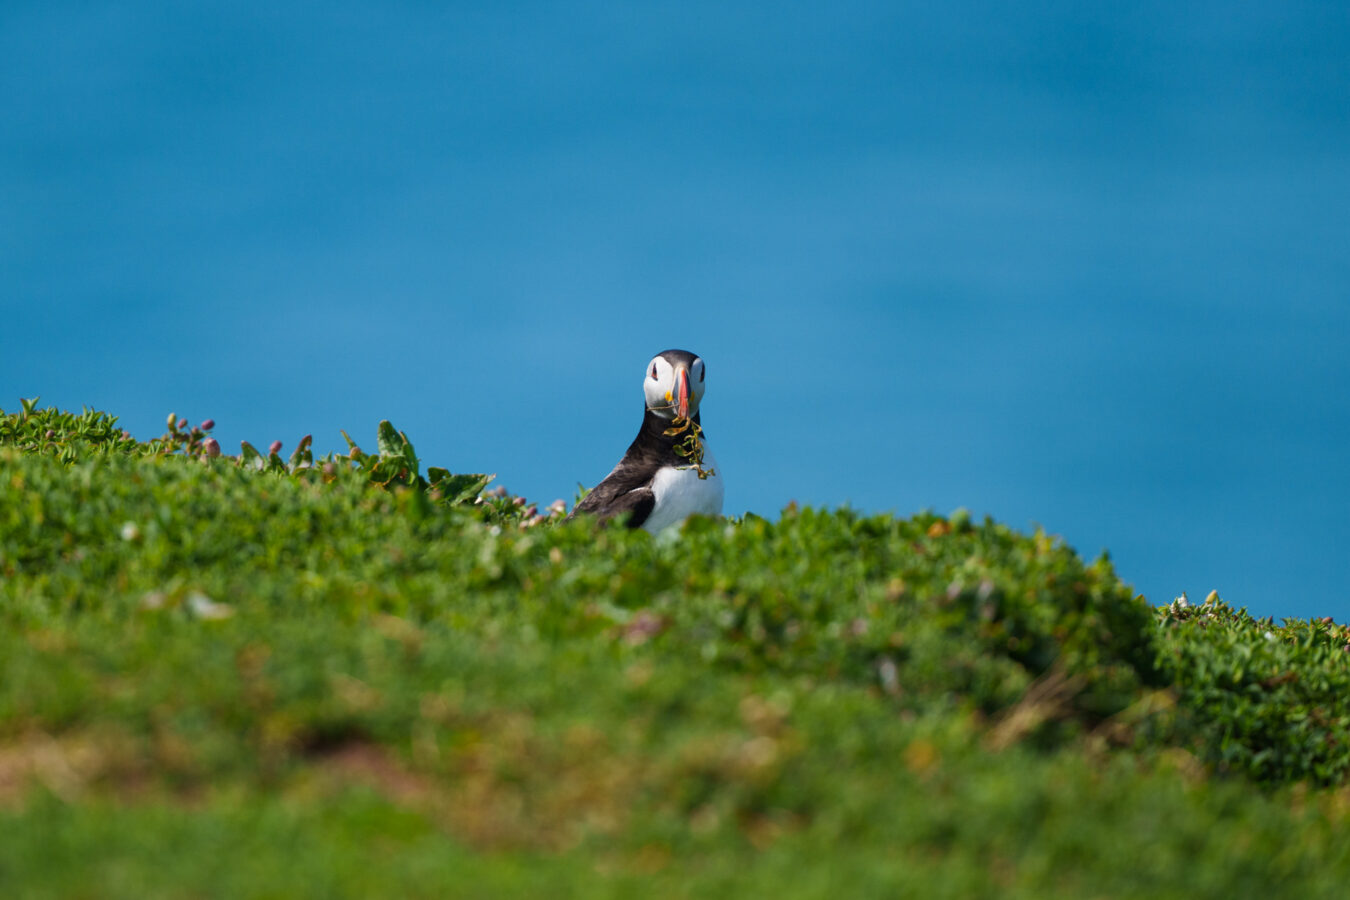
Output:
641,446,724,535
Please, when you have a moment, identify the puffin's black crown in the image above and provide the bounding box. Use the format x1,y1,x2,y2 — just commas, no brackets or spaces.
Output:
655,349,700,368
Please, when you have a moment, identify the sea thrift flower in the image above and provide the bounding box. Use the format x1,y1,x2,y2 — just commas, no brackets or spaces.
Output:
203,438,221,458
269,440,283,456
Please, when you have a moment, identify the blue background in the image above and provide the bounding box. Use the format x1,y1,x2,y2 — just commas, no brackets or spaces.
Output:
4,2,1347,618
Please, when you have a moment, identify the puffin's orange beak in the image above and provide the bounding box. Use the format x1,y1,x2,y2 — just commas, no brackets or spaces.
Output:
675,367,690,419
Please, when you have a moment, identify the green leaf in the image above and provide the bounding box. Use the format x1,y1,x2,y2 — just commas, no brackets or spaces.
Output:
288,434,313,471
239,441,262,469
436,472,492,505
366,456,403,487
398,430,420,480
376,421,402,459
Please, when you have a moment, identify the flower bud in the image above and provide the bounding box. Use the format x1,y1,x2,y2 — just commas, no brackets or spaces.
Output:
199,419,215,432
45,429,55,439
167,412,178,430
268,440,283,456
203,438,221,458
178,418,188,430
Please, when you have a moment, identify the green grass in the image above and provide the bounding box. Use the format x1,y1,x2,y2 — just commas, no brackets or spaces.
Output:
3,401,1350,898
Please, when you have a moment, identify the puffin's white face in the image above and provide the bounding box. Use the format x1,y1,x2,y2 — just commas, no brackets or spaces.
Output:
643,352,706,420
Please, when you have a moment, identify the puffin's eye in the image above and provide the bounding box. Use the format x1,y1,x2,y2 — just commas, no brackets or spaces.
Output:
650,364,658,380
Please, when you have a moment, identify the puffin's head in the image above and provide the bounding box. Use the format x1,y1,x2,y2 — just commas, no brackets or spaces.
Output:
643,349,706,421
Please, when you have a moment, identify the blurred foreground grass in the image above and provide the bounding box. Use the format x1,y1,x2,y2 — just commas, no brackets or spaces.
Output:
3,402,1350,898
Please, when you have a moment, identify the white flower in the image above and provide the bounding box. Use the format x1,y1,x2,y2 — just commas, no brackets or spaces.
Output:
188,592,234,620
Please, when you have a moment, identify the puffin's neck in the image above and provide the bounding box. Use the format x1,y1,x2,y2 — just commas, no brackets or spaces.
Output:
629,407,704,460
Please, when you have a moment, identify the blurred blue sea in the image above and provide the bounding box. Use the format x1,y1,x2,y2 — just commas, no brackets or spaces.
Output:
3,2,1347,617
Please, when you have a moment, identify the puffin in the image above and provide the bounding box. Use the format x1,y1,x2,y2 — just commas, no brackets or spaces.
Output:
569,349,725,534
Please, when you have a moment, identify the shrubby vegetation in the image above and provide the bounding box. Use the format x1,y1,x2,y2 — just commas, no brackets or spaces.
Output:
3,401,1349,898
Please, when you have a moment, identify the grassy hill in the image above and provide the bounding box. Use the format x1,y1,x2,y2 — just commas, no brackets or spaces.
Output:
4,401,1350,898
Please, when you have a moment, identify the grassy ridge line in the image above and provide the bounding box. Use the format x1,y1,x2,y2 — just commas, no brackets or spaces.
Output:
3,402,1350,897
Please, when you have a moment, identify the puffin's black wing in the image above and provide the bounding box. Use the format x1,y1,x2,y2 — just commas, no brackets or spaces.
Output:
577,485,655,529
570,457,660,529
